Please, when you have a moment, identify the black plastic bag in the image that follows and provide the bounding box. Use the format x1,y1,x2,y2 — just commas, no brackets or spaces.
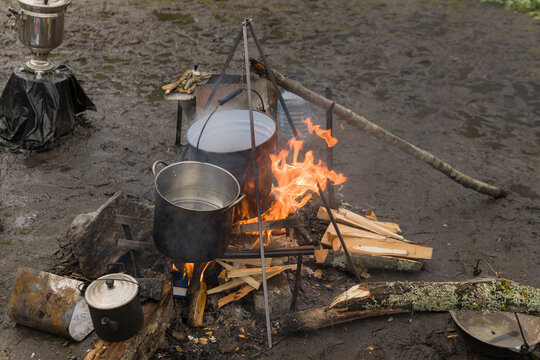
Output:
0,65,96,152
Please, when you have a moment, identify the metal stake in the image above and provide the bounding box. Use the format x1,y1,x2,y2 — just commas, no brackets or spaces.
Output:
325,85,336,209
247,22,300,139
203,28,244,110
242,19,273,348
317,181,363,283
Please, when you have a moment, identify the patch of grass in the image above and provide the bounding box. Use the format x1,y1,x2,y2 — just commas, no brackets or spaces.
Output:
479,0,540,19
0,238,12,245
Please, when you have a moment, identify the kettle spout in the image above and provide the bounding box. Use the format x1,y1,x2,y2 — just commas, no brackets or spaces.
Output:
100,317,119,332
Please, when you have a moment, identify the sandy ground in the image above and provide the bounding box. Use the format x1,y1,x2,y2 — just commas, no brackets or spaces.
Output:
0,0,539,359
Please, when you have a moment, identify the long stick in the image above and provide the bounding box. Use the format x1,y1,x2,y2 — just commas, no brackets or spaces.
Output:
250,59,508,199
243,20,272,349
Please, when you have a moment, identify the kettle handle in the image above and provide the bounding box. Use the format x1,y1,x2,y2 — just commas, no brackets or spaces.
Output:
152,161,168,178
223,193,245,212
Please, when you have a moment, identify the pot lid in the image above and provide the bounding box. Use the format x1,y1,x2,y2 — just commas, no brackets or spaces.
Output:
18,0,70,10
84,273,139,310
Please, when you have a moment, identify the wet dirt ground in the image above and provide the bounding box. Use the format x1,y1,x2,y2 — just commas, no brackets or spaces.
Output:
0,0,539,358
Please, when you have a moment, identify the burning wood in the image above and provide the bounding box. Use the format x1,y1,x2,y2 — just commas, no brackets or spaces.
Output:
188,281,207,328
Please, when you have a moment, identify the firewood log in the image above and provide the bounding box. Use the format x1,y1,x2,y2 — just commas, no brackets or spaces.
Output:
278,279,540,333
314,249,423,273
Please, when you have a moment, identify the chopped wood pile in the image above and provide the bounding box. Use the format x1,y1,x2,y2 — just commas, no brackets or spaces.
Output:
316,207,432,272
208,259,295,308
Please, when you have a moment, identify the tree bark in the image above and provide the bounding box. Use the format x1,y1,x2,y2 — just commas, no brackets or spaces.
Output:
278,279,540,333
250,59,508,199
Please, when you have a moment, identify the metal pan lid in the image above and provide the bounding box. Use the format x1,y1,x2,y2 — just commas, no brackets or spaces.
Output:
18,0,70,12
84,273,139,310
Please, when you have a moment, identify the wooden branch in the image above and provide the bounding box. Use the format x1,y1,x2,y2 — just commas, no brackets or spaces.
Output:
278,279,540,333
318,207,404,240
84,283,173,360
250,59,508,199
226,264,296,278
188,281,207,328
314,249,423,272
331,237,433,260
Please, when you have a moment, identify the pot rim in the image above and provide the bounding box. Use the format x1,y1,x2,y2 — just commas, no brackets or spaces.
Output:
153,161,241,213
17,0,70,14
186,109,277,155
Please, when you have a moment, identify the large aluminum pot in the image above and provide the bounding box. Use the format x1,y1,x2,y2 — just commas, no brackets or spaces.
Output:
83,273,143,342
186,109,277,219
12,0,71,53
152,161,244,263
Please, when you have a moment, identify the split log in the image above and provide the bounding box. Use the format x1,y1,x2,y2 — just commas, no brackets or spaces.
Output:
218,269,286,308
216,260,261,289
188,281,207,328
318,207,403,240
208,278,247,295
226,264,296,278
216,258,274,267
325,223,388,243
314,249,423,273
278,279,540,333
84,282,173,360
331,237,432,260
250,59,508,199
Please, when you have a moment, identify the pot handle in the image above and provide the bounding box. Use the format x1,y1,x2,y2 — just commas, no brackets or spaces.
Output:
152,161,168,178
223,193,245,212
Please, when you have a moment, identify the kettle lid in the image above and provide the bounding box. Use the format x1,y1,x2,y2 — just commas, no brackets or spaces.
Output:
17,0,70,11
84,273,139,310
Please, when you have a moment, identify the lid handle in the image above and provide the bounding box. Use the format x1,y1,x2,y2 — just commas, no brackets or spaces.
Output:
106,279,115,288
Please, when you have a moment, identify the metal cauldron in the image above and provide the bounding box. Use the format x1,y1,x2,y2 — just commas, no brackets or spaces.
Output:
152,161,244,263
7,0,71,76
186,109,277,219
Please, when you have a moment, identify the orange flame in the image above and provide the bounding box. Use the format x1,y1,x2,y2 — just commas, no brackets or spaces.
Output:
340,124,345,131
302,117,338,147
172,263,195,285
263,137,346,221
235,121,346,243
